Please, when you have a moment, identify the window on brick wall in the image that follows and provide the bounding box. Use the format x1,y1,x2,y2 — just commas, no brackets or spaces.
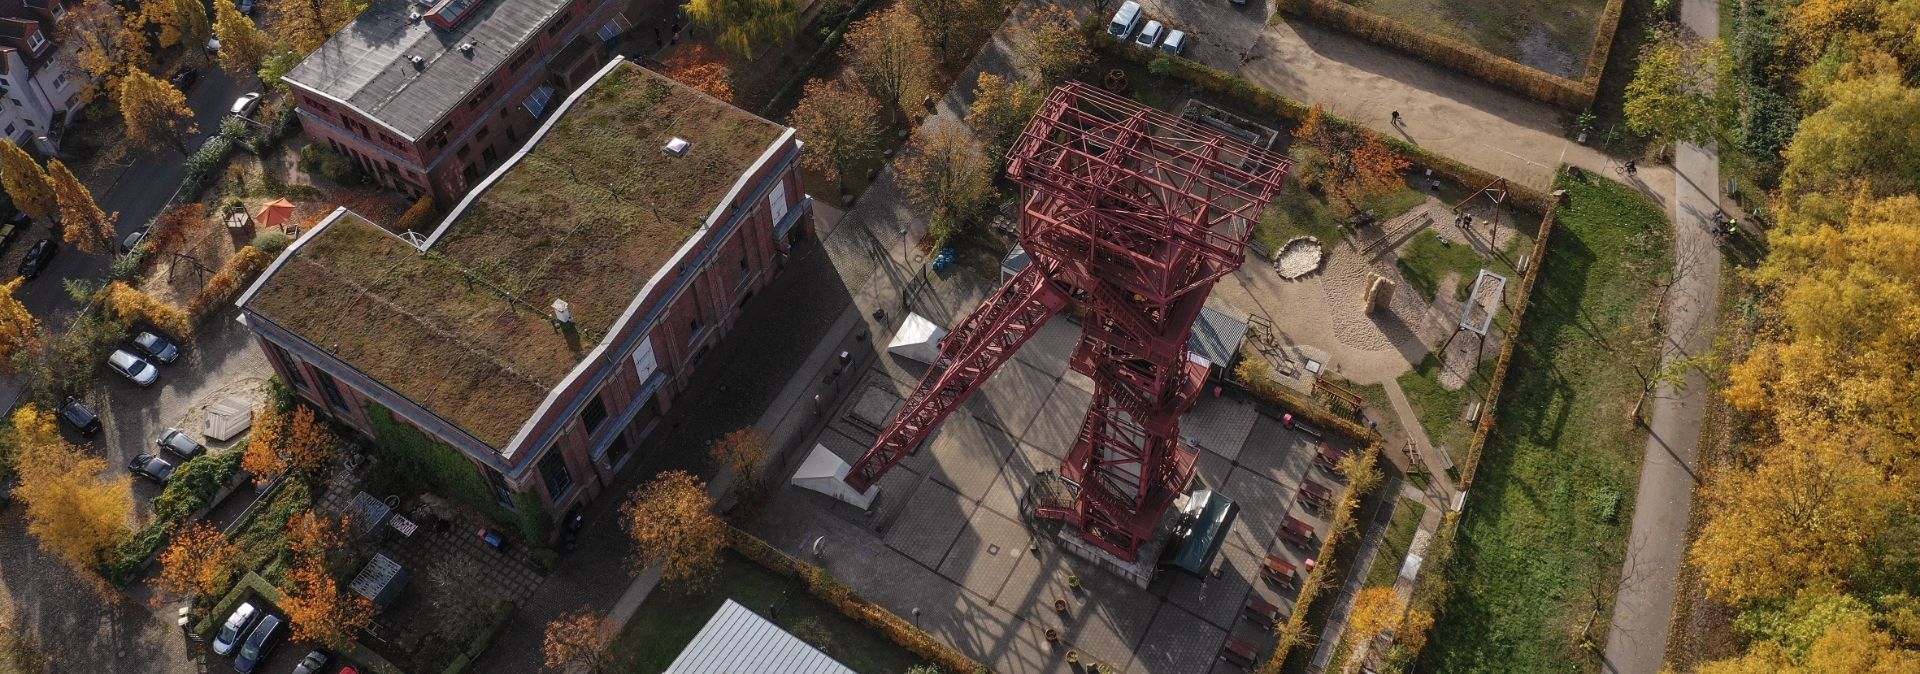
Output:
316,371,349,410
484,465,515,508
509,49,532,72
269,343,307,389
540,450,573,501
688,317,702,345
580,395,607,435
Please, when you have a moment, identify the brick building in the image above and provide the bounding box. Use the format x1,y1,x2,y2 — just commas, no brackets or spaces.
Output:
0,0,81,154
283,0,638,202
238,60,813,526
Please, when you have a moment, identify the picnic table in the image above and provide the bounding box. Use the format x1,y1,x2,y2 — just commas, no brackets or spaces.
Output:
1278,516,1317,550
1244,594,1284,627
1313,443,1349,474
1299,480,1333,511
1259,554,1297,589
1222,635,1258,666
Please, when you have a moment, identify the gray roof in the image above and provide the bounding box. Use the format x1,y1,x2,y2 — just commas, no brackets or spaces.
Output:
666,600,856,674
1189,304,1249,368
283,0,571,141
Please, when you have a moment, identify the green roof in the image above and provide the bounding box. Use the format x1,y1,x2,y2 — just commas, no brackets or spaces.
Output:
247,62,787,449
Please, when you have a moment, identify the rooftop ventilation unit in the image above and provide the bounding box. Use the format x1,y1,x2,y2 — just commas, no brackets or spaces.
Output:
663,137,690,157
458,41,475,54
424,0,484,30
408,54,425,69
407,10,420,21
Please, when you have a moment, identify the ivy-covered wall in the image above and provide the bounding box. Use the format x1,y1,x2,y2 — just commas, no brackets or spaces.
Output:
364,403,551,544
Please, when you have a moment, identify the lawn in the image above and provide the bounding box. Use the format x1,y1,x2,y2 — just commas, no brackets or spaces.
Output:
230,479,315,585
614,552,932,673
1366,498,1428,588
1396,230,1489,302
1256,183,1427,253
1422,170,1672,672
1343,0,1614,78
1396,352,1497,463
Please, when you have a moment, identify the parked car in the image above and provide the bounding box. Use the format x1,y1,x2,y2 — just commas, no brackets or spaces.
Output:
211,602,260,656
1134,20,1165,49
230,92,262,118
0,210,28,251
107,349,158,387
127,452,176,484
236,0,255,14
232,613,284,674
169,67,201,91
132,331,180,364
291,650,329,674
205,36,220,52
17,238,55,279
57,397,100,436
121,227,149,254
1108,1,1142,38
1161,29,1187,55
157,428,205,460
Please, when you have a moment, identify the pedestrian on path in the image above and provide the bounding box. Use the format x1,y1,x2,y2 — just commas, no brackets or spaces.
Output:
1391,111,1401,125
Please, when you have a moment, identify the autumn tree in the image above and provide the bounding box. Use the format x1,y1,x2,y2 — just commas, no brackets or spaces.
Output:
155,521,244,601
145,0,212,53
213,0,272,79
0,140,54,223
101,281,192,339
788,78,882,188
897,120,997,245
242,405,286,485
1011,5,1089,86
63,0,151,103
621,470,726,589
658,44,734,103
244,406,336,482
542,608,616,673
709,427,767,489
0,279,39,374
1781,75,1920,204
48,160,118,255
275,0,366,54
1345,586,1401,647
120,72,199,156
11,405,133,574
842,4,934,122
908,0,1000,64
965,72,1042,161
1623,26,1732,146
684,0,800,61
282,556,373,649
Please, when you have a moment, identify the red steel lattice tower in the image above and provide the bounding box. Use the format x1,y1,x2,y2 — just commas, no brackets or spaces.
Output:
844,83,1291,561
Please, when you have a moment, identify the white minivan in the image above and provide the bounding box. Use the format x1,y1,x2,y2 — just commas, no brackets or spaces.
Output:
1109,1,1143,38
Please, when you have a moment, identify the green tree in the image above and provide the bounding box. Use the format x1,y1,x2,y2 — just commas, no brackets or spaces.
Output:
896,119,997,245
1010,5,1088,86
0,140,55,223
1623,27,1732,146
119,71,199,156
964,71,1042,161
683,0,799,61
214,0,272,79
1781,75,1920,203
788,78,882,188
842,4,934,122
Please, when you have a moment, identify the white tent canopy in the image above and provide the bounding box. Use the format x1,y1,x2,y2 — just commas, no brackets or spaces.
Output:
886,312,948,364
791,445,877,510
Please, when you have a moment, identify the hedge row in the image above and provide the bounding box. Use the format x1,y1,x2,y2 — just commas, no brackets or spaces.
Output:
104,450,248,585
1098,41,1551,214
1263,441,1387,674
728,527,987,674
1273,0,1617,111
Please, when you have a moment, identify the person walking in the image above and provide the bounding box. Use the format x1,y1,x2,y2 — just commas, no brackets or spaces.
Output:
1391,110,1402,125
1624,160,1637,176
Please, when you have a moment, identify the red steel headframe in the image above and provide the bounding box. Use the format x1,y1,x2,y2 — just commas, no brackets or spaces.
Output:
845,82,1291,561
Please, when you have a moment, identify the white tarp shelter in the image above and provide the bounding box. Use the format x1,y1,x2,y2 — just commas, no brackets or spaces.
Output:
203,397,254,442
790,444,877,510
666,599,856,674
886,312,947,364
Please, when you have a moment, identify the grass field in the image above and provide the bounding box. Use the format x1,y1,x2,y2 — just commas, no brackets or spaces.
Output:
613,552,932,673
1256,183,1427,253
1344,0,1612,78
1367,498,1429,588
1422,170,1671,672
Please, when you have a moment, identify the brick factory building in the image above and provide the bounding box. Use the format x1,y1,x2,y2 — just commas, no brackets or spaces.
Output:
238,59,812,526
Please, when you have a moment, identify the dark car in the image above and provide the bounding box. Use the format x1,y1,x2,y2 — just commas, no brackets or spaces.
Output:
127,452,175,484
57,397,100,436
0,210,27,250
232,613,283,674
120,227,148,254
291,650,329,674
17,238,55,279
169,67,201,91
132,331,180,363
157,428,204,460
236,0,255,15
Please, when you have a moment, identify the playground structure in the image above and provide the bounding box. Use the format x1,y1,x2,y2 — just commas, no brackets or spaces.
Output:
841,83,1293,562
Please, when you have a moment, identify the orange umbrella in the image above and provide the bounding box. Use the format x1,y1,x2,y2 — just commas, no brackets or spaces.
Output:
255,198,297,229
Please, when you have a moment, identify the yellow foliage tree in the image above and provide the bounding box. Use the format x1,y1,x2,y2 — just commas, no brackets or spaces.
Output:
842,3,934,121
620,470,725,590
63,0,151,104
120,71,200,157
0,279,39,374
144,0,211,51
1345,586,1402,645
542,609,616,673
273,0,368,54
684,0,799,61
48,159,118,255
0,140,54,222
213,0,272,79
156,520,244,601
102,281,191,339
964,71,1043,159
242,405,286,485
789,77,882,187
708,426,767,490
11,407,133,573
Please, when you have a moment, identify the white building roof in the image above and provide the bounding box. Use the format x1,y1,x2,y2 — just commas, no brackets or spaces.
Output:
666,599,857,674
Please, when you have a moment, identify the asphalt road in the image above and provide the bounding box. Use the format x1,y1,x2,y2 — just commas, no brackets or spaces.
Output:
14,66,255,324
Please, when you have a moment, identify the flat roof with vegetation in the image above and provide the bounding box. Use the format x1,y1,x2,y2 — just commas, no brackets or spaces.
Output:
247,62,787,450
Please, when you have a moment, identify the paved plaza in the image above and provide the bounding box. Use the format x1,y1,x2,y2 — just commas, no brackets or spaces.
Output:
751,307,1362,674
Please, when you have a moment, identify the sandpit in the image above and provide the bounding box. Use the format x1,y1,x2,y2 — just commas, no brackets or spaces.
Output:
1275,237,1325,279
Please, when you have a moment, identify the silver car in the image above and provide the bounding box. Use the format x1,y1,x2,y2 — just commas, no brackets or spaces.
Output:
211,602,259,656
107,349,158,387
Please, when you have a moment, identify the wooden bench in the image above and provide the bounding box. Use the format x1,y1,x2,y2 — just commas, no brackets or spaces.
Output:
1244,595,1284,627
1299,480,1333,512
1222,635,1258,666
1313,443,1350,474
1278,516,1317,550
1259,554,1297,589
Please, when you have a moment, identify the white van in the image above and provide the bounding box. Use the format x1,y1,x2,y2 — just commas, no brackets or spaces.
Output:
1109,1,1144,38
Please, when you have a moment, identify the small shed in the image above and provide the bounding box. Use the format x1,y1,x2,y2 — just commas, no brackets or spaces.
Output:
1160,489,1239,578
1188,305,1250,377
202,396,254,442
665,599,856,674
885,313,947,365
348,553,408,610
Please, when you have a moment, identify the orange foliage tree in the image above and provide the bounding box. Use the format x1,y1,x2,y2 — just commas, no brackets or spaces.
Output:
281,555,373,650
658,44,734,103
620,470,726,589
1292,106,1410,215
708,427,767,489
155,520,244,601
241,405,285,485
102,281,192,338
542,608,616,673
187,246,272,318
